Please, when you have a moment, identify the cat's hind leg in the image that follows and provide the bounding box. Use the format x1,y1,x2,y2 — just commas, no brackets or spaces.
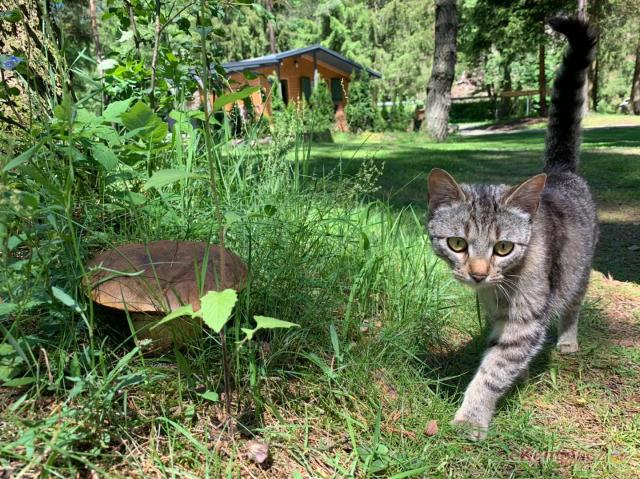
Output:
557,305,580,354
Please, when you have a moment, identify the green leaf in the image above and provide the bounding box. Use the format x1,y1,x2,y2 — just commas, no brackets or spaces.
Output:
253,316,299,331
3,376,36,387
121,101,167,141
199,390,219,402
174,349,193,377
240,327,255,342
199,289,238,333
111,191,147,206
102,98,133,123
51,286,82,313
143,169,207,191
91,144,119,171
213,86,260,111
7,235,24,251
0,9,23,22
151,304,196,330
0,303,17,317
0,342,23,381
54,95,75,123
2,137,47,173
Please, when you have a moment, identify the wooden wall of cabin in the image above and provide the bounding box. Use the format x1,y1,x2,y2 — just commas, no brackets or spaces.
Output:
227,55,352,131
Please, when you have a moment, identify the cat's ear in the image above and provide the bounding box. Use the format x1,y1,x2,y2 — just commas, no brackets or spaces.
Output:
503,174,547,215
428,168,465,210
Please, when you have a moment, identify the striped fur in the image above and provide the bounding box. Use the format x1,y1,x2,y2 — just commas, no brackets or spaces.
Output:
426,17,598,440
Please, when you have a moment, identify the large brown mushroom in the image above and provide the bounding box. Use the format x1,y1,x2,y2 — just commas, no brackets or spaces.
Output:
85,240,247,351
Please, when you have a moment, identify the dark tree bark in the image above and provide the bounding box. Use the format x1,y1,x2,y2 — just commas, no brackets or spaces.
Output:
266,0,276,54
578,0,589,113
631,35,640,115
538,42,547,116
423,0,458,141
590,46,599,111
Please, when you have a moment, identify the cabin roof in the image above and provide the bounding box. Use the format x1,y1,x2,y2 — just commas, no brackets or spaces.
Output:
222,44,381,79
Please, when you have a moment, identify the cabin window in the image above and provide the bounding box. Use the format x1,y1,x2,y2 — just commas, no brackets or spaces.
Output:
330,78,343,103
280,79,289,105
300,76,312,101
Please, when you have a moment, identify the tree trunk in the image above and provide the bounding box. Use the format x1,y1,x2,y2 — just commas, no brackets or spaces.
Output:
590,46,599,111
631,35,640,115
423,0,458,141
578,0,589,113
88,0,102,63
149,0,162,109
538,42,547,116
266,0,276,54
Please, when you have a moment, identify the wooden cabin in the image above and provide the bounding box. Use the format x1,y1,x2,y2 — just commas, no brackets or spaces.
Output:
222,45,381,131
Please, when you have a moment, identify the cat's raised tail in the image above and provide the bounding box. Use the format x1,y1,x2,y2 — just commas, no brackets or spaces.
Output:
544,17,597,175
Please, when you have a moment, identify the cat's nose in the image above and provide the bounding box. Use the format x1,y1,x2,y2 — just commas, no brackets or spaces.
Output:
470,273,487,283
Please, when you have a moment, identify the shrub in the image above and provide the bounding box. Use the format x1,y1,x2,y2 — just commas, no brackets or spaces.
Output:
345,74,378,132
307,78,335,133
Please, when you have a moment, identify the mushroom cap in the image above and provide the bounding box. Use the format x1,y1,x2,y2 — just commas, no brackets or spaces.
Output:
86,240,247,313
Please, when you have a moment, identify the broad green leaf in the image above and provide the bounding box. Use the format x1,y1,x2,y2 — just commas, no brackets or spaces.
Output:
102,98,133,123
213,86,260,111
3,376,36,387
199,390,219,402
144,169,206,191
151,304,196,330
241,327,255,342
91,144,119,171
2,137,46,173
0,303,17,317
7,235,24,251
240,316,299,344
199,289,238,333
111,191,147,206
0,9,23,22
51,286,82,313
121,101,167,141
74,108,100,127
254,316,299,331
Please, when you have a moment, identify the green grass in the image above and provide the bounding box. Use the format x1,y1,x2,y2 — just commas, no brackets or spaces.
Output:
2,115,639,478
309,119,640,283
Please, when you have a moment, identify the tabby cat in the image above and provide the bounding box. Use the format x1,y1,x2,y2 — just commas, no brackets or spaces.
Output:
426,17,598,440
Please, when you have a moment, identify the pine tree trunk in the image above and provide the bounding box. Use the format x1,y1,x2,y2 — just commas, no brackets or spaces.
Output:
423,0,458,141
590,48,599,111
578,0,589,113
538,42,547,117
631,36,640,115
266,0,276,54
88,0,102,62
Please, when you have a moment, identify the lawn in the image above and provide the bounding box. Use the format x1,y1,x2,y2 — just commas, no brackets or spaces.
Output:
2,115,639,478
310,115,640,283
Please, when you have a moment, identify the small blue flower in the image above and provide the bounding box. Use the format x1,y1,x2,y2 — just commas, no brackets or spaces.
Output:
1,55,23,71
52,2,64,10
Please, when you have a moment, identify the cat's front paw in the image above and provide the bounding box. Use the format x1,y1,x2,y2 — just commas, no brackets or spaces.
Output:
451,410,489,441
556,341,579,354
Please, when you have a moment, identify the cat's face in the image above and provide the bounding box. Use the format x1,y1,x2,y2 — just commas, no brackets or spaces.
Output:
427,169,546,290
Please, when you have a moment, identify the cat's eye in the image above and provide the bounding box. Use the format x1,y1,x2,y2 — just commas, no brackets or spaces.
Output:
493,241,514,256
447,237,468,252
